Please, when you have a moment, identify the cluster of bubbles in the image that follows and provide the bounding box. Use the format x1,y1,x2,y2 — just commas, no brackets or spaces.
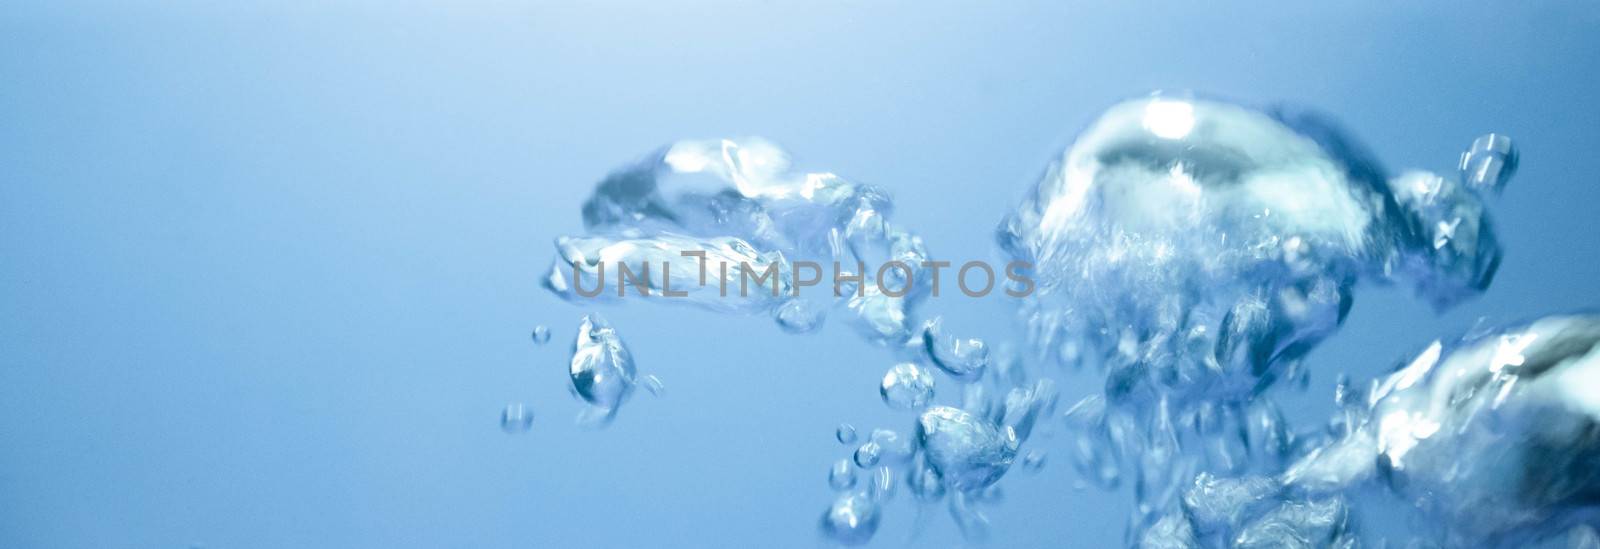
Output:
999,96,1510,405
522,95,1600,547
532,135,937,431
1131,314,1600,548
995,96,1521,539
816,317,1066,545
532,135,1062,541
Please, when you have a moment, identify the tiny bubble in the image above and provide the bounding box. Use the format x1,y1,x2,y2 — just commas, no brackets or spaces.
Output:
500,403,534,433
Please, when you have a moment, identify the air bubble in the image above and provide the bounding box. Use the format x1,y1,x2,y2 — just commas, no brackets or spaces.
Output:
499,403,534,433
854,442,882,468
836,424,858,445
819,492,881,546
829,459,857,491
880,362,935,410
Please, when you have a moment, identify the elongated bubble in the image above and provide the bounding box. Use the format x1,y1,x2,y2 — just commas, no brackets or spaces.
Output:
546,138,931,344
868,467,896,501
545,234,789,314
829,459,857,491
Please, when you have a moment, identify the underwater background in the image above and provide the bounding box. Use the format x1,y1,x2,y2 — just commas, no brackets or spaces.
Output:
4,2,1600,548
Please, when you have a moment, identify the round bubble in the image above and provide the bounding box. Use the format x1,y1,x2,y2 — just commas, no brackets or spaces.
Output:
854,442,881,468
819,492,881,546
836,423,858,445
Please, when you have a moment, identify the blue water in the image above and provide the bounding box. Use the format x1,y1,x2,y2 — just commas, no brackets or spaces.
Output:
4,3,1600,548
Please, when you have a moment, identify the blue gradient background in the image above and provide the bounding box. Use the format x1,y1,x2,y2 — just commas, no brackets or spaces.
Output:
3,2,1599,547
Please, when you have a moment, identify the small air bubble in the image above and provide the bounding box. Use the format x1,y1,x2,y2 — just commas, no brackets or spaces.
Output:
500,403,534,433
641,374,665,397
836,423,858,445
1022,450,1047,472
